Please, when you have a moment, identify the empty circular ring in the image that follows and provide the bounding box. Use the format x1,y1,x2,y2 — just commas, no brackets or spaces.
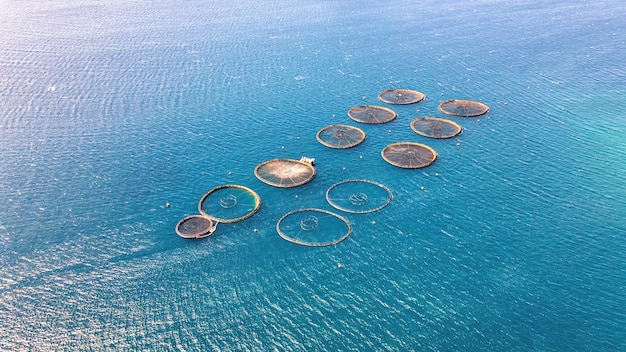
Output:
300,215,319,231
276,208,352,247
199,184,261,223
326,179,393,213
349,192,368,206
219,194,238,208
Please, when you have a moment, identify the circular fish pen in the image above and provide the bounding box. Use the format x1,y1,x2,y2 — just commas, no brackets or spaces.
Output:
198,184,261,223
175,215,218,239
439,99,489,117
382,142,437,169
316,124,366,149
348,105,397,124
378,89,425,105
326,179,393,214
255,158,316,188
276,208,352,247
410,117,462,139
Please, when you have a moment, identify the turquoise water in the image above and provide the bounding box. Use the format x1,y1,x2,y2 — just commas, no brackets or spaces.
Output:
1,0,625,350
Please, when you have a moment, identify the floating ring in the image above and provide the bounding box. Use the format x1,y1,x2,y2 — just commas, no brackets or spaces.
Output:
175,215,218,239
255,159,316,188
381,142,437,169
439,99,489,117
199,184,261,223
326,179,393,213
410,117,462,139
378,89,425,105
276,208,352,247
348,105,397,124
316,124,366,149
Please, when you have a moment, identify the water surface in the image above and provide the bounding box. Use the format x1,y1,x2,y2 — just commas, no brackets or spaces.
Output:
1,0,625,350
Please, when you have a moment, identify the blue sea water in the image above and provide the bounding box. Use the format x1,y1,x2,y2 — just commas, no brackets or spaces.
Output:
1,0,625,350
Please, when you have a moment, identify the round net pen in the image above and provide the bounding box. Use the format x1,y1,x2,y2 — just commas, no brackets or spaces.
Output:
326,179,393,214
176,215,218,239
254,158,316,188
439,99,489,117
198,184,261,223
316,124,366,149
378,89,425,105
276,208,352,247
381,142,437,169
410,117,462,139
348,105,397,124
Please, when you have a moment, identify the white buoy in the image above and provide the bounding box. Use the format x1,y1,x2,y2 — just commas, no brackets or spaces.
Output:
337,263,343,269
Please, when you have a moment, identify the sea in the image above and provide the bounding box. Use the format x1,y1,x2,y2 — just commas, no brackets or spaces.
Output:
1,0,625,350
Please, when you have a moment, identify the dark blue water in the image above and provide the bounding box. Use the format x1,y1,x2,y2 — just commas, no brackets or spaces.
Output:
1,0,625,350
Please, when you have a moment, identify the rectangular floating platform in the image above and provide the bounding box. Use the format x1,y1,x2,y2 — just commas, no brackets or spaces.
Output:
299,156,315,165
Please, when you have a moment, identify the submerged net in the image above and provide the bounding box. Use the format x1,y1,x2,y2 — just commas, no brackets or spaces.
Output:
316,124,366,149
326,179,393,214
410,117,462,139
198,184,261,223
439,99,489,117
381,142,437,169
378,89,425,105
176,215,217,239
348,105,397,124
255,159,316,188
276,208,352,247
